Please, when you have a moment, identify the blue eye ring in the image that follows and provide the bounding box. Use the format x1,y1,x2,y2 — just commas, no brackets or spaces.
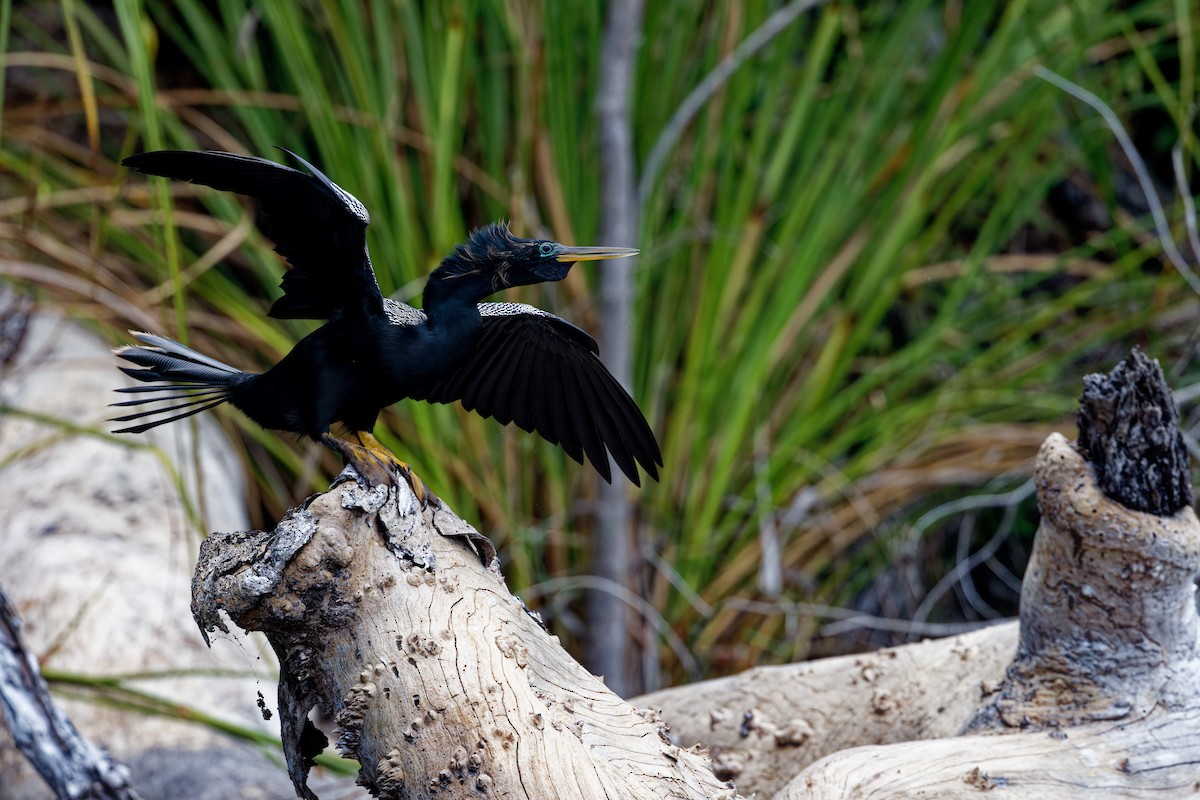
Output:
538,242,555,257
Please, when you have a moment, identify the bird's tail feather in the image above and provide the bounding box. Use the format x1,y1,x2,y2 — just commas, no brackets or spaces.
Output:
111,332,250,434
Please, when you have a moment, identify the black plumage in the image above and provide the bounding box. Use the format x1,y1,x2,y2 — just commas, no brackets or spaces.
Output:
113,149,661,490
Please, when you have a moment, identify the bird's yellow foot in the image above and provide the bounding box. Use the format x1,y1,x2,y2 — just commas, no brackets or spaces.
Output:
319,432,393,485
319,431,434,508
356,431,434,508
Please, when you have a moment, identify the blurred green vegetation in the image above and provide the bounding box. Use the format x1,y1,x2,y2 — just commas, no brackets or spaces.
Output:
2,0,1199,689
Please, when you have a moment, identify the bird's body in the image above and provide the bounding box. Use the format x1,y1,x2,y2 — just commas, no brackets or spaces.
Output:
114,149,661,489
227,298,431,435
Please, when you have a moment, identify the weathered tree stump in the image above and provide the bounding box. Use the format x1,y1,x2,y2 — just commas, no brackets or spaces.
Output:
781,430,1200,798
192,475,739,800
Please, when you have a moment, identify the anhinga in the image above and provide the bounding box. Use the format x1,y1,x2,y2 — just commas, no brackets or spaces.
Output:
113,149,661,498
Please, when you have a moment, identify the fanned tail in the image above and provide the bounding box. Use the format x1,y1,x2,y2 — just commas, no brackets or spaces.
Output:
111,332,251,433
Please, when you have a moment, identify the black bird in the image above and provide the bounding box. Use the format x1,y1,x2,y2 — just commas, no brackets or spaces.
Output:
113,149,661,497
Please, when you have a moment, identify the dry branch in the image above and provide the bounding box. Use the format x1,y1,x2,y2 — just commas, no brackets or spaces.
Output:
635,623,1018,797
0,587,141,800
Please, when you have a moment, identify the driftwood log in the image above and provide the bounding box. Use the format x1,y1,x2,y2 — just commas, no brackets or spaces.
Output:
192,475,738,799
190,350,1200,798
635,621,1020,797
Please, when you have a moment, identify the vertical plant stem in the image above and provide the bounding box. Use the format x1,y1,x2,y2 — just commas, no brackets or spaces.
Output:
0,0,10,144
636,0,824,209
433,3,466,253
114,0,186,337
591,0,644,697
61,0,100,154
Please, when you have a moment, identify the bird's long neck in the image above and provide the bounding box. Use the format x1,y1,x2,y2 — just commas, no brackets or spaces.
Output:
422,256,496,332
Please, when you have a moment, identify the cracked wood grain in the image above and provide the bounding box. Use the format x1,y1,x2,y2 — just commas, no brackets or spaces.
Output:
786,709,1200,799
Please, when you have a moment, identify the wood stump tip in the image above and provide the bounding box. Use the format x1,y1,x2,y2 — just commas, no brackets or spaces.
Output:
1076,347,1191,516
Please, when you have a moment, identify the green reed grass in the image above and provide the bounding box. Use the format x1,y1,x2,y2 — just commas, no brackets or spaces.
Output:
2,0,1196,690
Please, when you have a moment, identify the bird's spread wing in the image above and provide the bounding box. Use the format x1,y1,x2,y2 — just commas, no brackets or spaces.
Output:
413,303,662,485
123,149,382,320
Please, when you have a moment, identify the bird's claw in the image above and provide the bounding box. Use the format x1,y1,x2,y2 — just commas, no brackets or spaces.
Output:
346,451,396,489
321,431,437,509
353,454,435,509
395,462,436,509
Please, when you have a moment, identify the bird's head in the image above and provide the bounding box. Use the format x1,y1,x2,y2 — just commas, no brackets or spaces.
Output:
437,222,638,293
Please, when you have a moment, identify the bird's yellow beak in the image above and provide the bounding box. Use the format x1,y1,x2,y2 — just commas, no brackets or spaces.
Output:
555,245,639,262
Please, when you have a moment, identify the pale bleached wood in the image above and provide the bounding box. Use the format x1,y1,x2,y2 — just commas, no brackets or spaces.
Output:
634,622,1017,798
192,476,741,800
781,709,1200,800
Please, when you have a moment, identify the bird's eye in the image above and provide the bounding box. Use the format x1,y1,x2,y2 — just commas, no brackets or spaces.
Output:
538,242,556,257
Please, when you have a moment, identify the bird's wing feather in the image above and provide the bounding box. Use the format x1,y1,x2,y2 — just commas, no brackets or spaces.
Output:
478,302,599,353
383,298,427,327
412,305,661,485
122,149,382,320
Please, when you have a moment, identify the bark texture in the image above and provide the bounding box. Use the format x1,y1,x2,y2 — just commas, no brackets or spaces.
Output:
192,476,739,800
1076,347,1191,515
